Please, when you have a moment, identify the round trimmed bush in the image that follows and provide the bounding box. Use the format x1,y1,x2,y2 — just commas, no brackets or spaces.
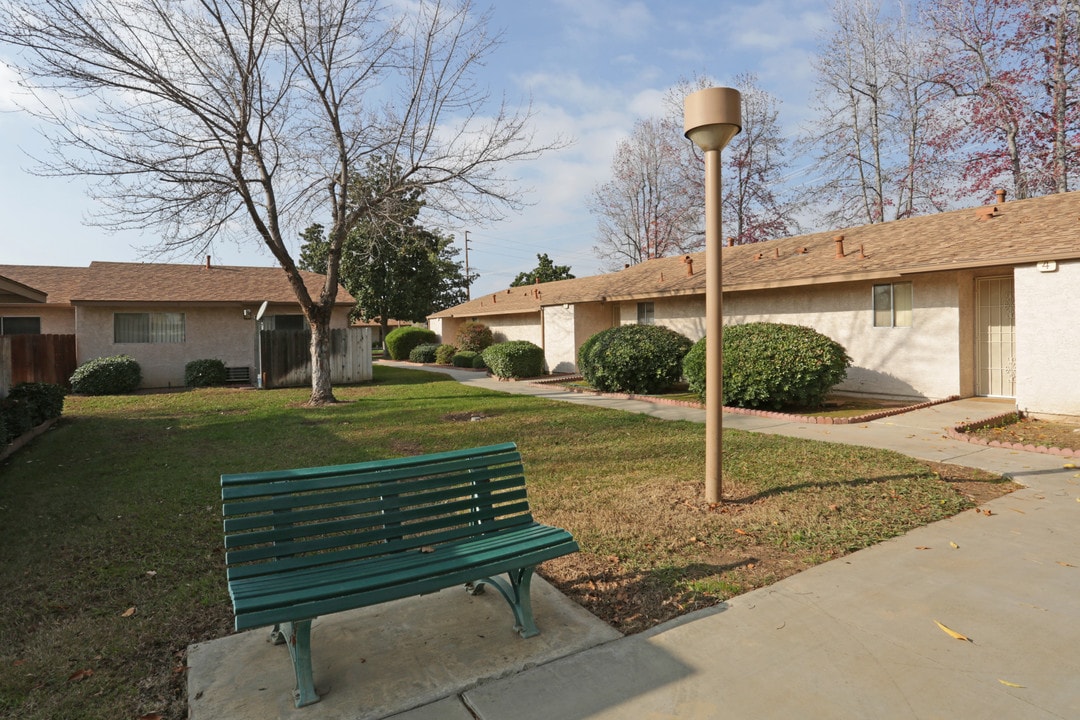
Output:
683,337,707,401
455,321,494,353
434,343,458,365
185,358,228,387
70,354,142,395
408,343,440,363
722,322,851,410
471,353,487,370
452,350,479,368
385,325,437,360
577,324,693,394
482,341,545,379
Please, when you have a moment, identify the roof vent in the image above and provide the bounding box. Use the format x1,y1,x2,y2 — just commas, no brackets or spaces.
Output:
205,255,211,269
795,247,808,255
976,206,999,220
834,235,845,259
683,255,694,276
726,237,736,247
995,188,1007,204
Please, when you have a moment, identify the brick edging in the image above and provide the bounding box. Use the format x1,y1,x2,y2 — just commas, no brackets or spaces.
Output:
947,412,1079,458
0,417,60,464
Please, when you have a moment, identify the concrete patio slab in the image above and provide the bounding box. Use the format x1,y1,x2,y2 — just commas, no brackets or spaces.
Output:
187,576,620,720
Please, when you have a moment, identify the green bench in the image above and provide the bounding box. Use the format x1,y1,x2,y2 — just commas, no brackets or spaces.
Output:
221,442,579,707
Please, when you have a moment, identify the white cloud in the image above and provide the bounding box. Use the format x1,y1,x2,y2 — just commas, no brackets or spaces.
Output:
551,0,653,39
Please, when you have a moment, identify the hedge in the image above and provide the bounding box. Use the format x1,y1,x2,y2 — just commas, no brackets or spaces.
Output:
577,324,693,394
70,355,142,395
385,326,437,360
482,341,545,379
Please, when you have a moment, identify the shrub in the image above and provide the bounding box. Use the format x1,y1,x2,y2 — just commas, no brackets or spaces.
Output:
722,322,851,410
6,382,66,426
482,341,545,379
452,350,479,368
577,324,693,394
0,397,33,443
455,321,494,353
70,354,142,395
408,343,440,363
185,358,228,387
683,337,707,401
434,343,458,365
471,353,488,370
385,325,437,360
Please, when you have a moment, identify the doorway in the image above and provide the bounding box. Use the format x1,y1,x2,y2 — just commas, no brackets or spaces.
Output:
975,276,1016,397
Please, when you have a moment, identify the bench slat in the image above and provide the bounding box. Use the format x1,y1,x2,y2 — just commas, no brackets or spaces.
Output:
221,445,521,499
223,468,524,530
232,530,578,630
225,496,533,561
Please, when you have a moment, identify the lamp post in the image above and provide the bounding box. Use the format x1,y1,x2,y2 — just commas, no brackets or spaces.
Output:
684,87,741,504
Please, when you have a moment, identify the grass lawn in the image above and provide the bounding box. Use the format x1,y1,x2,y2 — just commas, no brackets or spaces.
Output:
0,365,1016,720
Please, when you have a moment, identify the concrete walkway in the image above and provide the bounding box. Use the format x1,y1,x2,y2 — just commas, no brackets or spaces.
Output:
191,363,1080,719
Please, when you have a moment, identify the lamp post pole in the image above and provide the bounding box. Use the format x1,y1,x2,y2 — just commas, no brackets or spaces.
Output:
684,87,741,504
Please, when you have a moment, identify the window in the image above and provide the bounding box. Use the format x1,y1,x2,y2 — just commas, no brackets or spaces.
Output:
271,314,306,331
636,302,655,325
0,316,41,335
873,283,912,327
114,312,185,343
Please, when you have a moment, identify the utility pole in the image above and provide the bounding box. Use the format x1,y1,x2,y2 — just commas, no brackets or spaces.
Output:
464,230,471,301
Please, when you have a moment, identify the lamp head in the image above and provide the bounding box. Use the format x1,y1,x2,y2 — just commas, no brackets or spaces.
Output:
684,87,742,152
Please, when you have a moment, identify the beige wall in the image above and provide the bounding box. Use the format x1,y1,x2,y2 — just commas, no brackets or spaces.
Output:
485,313,543,346
0,305,75,334
1015,260,1080,417
543,305,577,373
76,303,350,388
725,274,962,401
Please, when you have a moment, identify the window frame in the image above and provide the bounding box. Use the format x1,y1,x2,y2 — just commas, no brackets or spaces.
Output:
636,301,655,326
113,312,186,343
872,282,913,328
0,316,42,335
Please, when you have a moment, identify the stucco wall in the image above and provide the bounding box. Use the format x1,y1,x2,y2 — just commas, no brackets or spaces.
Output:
1015,260,1080,416
615,296,707,340
76,303,350,388
0,305,76,334
725,274,962,401
485,313,543,346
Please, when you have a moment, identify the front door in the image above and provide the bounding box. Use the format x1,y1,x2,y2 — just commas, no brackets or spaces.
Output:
975,276,1016,397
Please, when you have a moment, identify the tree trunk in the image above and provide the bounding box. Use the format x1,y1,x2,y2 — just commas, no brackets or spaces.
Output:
380,318,390,352
308,310,337,405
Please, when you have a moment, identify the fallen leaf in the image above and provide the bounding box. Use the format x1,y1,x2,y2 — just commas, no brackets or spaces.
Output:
734,528,748,535
950,541,959,549
1057,561,1075,568
915,546,932,550
1064,463,1077,469
67,668,94,682
934,620,971,642
146,570,157,578
998,679,1025,688
121,606,136,618
1008,508,1025,514
982,509,994,516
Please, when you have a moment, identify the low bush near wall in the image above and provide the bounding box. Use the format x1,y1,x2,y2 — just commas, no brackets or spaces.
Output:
408,343,440,363
70,354,142,395
482,341,545,379
385,326,437,360
722,322,851,410
452,350,479,367
434,343,458,365
455,321,494,352
578,324,693,394
1,382,66,443
185,359,228,387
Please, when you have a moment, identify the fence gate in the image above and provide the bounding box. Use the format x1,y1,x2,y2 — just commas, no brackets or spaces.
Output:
0,334,78,397
258,327,372,389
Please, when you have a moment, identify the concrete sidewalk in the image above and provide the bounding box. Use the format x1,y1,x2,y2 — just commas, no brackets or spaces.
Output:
192,363,1080,719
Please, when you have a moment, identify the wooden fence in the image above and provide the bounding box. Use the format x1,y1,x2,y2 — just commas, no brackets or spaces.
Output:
0,334,77,398
258,327,372,389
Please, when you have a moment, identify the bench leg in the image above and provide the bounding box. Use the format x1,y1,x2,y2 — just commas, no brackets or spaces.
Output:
272,619,321,707
466,566,540,638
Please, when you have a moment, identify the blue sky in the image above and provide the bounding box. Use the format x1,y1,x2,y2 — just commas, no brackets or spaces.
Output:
0,0,829,296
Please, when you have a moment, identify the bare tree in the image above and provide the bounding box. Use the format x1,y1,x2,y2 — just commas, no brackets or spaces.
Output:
589,115,702,269
0,0,560,403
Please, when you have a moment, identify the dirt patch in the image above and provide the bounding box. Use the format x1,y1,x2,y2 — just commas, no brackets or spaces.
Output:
388,439,424,455
441,411,493,422
964,417,1080,452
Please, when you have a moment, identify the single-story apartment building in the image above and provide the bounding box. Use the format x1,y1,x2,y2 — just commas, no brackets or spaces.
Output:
0,259,356,388
430,190,1080,418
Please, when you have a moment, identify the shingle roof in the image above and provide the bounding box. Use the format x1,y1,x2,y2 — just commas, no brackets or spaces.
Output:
0,261,355,306
433,190,1080,318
